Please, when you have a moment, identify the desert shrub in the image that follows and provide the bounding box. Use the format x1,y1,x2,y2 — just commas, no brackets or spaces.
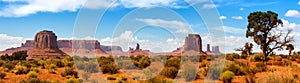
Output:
148,75,172,83
38,60,47,69
274,56,282,61
0,60,4,66
117,60,136,69
107,76,117,80
220,71,235,83
182,65,198,82
257,72,297,83
4,62,15,70
75,61,85,70
241,54,248,59
253,62,267,72
11,50,28,60
14,65,30,74
244,75,255,83
279,54,288,58
226,53,240,61
250,54,264,62
27,71,38,78
84,62,99,73
160,67,179,79
0,54,10,60
101,63,119,74
30,67,39,73
223,61,246,76
46,64,57,74
165,57,181,69
61,67,78,78
66,78,81,83
50,59,65,68
199,62,210,68
20,78,50,83
282,59,292,66
130,55,151,69
0,72,6,79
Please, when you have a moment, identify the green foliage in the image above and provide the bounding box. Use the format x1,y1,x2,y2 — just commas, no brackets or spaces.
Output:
250,53,264,62
160,67,179,79
246,11,293,57
254,62,267,72
107,76,117,80
27,71,38,78
61,67,78,78
0,72,6,79
226,53,240,61
49,59,65,68
223,62,246,76
84,62,99,73
46,64,57,74
30,67,39,73
220,71,235,83
66,78,81,83
101,63,119,74
11,51,28,60
165,57,181,69
129,55,151,69
3,62,15,70
20,78,51,83
241,54,248,59
282,59,292,66
14,65,29,74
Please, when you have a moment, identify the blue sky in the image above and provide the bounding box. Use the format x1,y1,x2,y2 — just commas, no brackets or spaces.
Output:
0,0,300,53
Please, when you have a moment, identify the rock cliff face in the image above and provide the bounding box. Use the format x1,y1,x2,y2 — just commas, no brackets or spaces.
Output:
0,39,122,56
27,30,68,59
183,34,204,53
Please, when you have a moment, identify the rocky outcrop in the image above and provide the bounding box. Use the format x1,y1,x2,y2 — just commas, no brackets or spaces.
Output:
128,43,151,56
27,30,68,59
212,46,221,54
183,34,204,53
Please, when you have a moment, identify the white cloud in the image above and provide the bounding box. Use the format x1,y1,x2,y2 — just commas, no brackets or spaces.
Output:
285,10,300,18
202,4,217,9
0,34,29,51
136,18,191,34
222,26,245,35
232,16,243,20
298,1,300,5
219,16,227,20
239,8,244,11
1,0,210,17
278,19,300,30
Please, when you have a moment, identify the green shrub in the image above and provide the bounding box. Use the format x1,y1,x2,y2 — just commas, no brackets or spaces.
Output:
226,53,240,61
101,63,119,74
274,56,282,61
257,72,297,83
282,59,292,66
0,72,6,79
254,62,267,72
220,71,235,83
223,62,245,76
14,65,30,74
4,62,15,70
50,59,65,68
84,62,99,73
107,76,117,80
46,64,57,74
38,60,47,69
27,71,38,78
160,67,179,79
11,51,28,60
30,67,39,73
165,57,181,69
250,54,264,62
241,54,248,59
20,78,50,83
66,78,81,83
61,67,78,78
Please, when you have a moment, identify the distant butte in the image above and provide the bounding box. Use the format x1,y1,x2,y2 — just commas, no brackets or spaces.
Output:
27,30,68,59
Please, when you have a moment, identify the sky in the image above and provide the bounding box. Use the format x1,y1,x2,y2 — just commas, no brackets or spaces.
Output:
0,0,300,54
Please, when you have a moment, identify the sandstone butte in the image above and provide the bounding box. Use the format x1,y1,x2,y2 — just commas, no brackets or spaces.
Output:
27,30,68,60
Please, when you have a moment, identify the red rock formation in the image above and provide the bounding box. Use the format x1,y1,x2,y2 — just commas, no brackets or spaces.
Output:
27,30,68,59
183,34,204,53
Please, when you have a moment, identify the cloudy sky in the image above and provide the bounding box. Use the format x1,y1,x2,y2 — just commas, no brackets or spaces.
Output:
0,0,300,54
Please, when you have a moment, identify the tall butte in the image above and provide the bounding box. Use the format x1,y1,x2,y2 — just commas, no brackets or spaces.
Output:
27,30,68,59
182,34,204,53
